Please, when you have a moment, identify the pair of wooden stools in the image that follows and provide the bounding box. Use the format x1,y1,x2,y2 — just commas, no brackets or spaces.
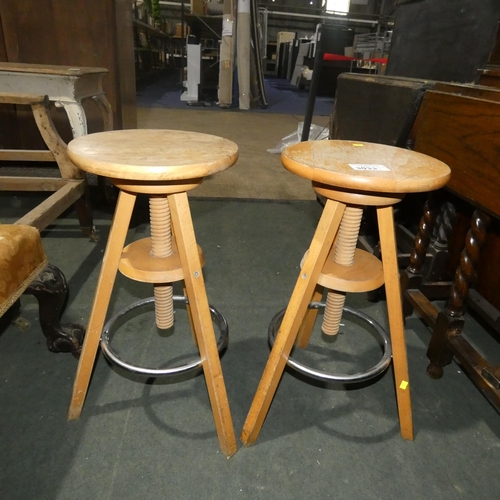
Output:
66,130,450,458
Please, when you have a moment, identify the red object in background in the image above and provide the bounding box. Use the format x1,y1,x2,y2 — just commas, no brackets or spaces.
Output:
323,53,388,64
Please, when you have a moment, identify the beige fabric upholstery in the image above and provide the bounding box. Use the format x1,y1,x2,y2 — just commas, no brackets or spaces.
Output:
0,225,47,317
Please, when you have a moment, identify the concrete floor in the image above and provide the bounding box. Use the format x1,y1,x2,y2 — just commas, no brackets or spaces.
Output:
0,107,499,499
136,107,329,200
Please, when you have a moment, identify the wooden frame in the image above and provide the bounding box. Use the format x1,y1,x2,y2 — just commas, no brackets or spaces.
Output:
0,92,93,236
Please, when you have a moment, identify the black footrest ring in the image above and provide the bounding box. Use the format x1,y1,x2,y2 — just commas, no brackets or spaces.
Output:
101,296,228,377
268,303,392,384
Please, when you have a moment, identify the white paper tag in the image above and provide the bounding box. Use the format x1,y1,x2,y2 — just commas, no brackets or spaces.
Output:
222,19,233,36
348,163,390,171
238,0,251,13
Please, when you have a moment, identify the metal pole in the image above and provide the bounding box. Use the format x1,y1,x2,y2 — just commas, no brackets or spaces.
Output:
301,24,323,142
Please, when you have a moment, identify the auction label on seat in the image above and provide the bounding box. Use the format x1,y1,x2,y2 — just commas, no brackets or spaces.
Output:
348,164,390,171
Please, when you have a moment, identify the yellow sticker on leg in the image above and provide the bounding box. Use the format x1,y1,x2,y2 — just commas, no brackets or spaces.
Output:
399,380,409,390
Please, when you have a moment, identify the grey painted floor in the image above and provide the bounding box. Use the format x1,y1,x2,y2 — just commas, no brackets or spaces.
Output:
1,194,499,500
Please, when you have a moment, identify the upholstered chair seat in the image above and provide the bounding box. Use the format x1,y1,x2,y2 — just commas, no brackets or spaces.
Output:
0,224,47,318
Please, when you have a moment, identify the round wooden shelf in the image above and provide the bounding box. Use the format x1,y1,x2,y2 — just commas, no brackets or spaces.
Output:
317,248,385,293
119,237,204,283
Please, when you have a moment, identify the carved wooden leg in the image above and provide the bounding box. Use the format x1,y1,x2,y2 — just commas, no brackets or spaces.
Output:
31,97,97,240
425,313,463,379
31,97,81,179
426,200,456,281
427,209,491,378
61,101,88,137
401,193,440,318
24,264,85,355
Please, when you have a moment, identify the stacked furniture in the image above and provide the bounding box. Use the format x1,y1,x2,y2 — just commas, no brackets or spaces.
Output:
331,72,500,412
0,62,113,238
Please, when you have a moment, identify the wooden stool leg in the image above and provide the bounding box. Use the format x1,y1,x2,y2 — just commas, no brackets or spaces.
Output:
377,206,414,441
241,200,345,446
68,190,136,420
296,285,323,348
183,285,199,348
168,192,237,458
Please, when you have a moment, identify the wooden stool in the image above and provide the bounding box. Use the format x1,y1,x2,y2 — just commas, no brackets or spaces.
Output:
241,140,451,446
66,129,239,457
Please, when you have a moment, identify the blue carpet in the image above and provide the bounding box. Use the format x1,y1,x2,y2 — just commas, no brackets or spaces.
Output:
136,71,334,116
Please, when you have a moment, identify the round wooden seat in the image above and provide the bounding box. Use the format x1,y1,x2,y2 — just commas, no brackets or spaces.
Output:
281,140,451,193
68,129,239,181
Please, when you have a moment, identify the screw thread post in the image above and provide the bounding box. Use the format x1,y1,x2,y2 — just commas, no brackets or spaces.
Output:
149,196,174,329
322,206,363,335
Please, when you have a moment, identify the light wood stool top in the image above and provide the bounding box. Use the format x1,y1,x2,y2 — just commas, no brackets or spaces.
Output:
281,140,451,193
68,129,239,181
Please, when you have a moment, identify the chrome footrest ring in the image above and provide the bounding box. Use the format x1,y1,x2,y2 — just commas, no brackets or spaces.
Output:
101,295,228,377
268,303,392,384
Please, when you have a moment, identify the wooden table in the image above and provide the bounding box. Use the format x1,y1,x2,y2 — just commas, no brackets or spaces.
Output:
0,62,113,236
0,62,112,136
402,86,500,411
330,72,500,412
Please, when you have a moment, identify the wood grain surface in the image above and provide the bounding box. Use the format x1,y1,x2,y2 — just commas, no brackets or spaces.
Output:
282,140,450,194
68,129,239,180
413,91,500,217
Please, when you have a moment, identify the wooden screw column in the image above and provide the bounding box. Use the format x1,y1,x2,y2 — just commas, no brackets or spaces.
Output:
149,196,174,329
322,206,363,335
